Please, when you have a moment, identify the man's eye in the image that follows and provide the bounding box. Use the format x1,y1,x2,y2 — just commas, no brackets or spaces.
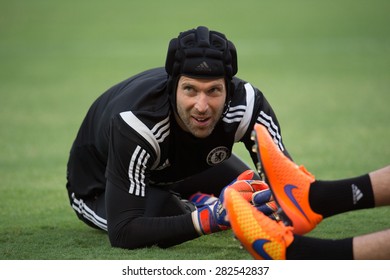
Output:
209,87,222,94
184,86,197,95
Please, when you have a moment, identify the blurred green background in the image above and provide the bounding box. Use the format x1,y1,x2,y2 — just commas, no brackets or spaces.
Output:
1,0,389,259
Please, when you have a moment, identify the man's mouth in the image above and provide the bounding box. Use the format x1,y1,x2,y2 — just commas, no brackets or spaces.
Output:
192,116,211,126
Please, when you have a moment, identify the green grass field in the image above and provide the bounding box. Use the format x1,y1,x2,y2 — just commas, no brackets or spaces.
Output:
1,0,389,259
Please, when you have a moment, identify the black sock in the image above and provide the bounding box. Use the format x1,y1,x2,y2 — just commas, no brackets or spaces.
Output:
286,235,353,260
309,174,374,218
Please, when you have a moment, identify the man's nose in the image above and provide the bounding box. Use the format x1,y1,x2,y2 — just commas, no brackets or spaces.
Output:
194,93,209,112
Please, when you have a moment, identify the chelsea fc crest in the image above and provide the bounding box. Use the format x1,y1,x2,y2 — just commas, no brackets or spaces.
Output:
207,146,230,166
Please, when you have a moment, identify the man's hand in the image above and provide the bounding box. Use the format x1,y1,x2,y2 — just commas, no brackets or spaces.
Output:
192,170,277,235
252,189,278,218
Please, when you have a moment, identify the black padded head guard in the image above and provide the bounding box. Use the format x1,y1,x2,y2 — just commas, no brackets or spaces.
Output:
166,26,237,79
165,26,238,114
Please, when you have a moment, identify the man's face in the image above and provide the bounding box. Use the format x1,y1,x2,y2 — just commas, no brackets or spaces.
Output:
175,75,226,138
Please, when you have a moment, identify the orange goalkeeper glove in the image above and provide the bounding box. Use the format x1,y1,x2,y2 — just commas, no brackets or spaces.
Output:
192,170,275,235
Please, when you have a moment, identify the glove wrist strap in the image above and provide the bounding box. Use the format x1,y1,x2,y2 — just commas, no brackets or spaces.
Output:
191,210,205,236
192,205,221,235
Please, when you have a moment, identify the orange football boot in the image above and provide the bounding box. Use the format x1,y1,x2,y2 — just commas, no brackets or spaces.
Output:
224,188,294,260
251,124,322,234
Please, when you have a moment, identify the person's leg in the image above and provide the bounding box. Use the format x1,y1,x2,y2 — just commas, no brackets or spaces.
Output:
252,124,381,234
227,188,389,259
353,229,390,259
309,174,374,219
70,192,107,231
308,166,390,219
369,165,390,206
225,187,390,260
228,124,390,260
278,163,390,259
66,144,108,230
